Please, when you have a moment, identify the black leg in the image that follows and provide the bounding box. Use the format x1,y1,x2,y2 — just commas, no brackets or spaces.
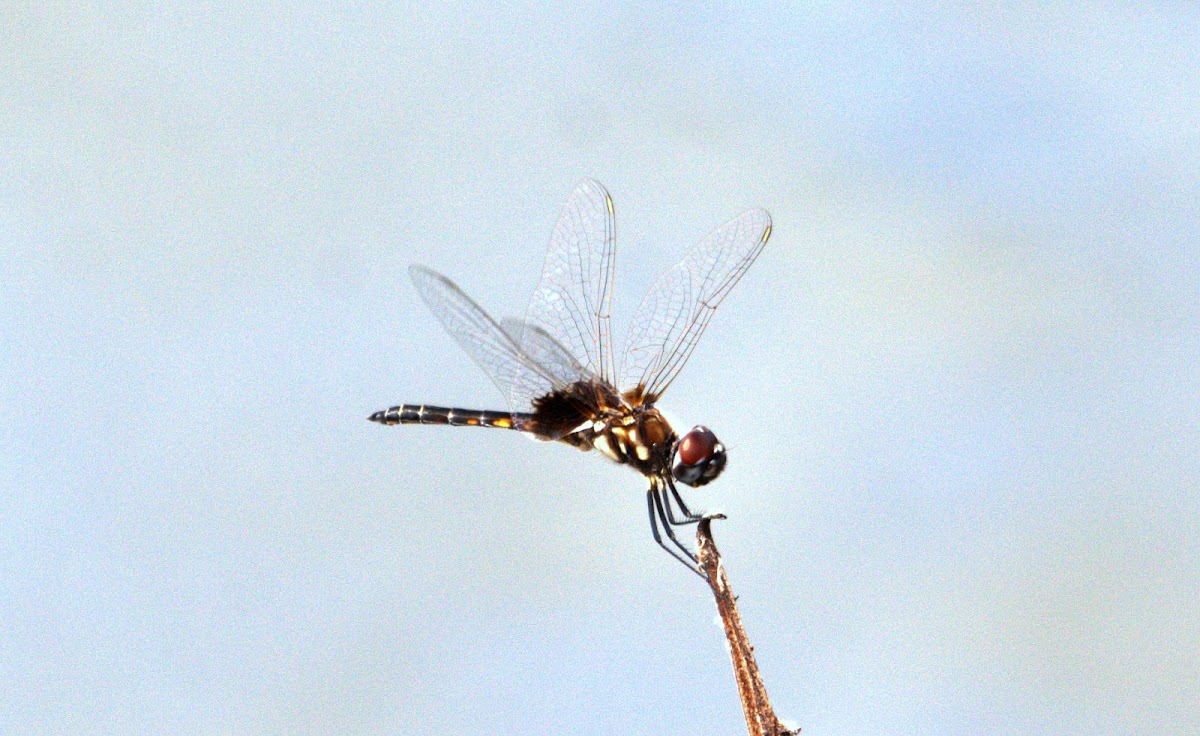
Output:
646,486,705,579
651,484,710,580
662,475,704,525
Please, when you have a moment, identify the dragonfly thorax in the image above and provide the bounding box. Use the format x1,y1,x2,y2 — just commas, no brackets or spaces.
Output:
574,403,678,478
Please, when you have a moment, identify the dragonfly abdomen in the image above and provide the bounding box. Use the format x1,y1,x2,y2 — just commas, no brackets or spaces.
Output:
368,404,531,430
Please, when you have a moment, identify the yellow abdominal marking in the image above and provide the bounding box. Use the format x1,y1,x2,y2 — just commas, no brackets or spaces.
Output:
492,417,511,428
465,417,479,425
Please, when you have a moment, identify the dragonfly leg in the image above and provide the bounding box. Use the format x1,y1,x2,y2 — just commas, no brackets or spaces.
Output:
646,484,705,580
662,475,704,525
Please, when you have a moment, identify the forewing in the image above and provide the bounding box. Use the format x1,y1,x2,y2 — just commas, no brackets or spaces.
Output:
500,318,593,396
619,209,772,403
409,265,561,412
522,179,618,386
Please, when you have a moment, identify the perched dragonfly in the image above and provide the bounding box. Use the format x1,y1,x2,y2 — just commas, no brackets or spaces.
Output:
370,180,771,575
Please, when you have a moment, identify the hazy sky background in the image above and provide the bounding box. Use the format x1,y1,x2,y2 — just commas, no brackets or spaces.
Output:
3,4,1197,734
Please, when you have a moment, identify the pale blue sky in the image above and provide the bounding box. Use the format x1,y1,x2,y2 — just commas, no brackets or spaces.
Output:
3,4,1197,734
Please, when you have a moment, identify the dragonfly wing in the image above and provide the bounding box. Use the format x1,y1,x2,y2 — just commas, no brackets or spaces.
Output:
619,208,772,404
500,317,594,392
521,179,618,387
409,265,562,413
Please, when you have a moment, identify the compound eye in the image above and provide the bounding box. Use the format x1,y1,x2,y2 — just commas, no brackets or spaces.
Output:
677,426,717,466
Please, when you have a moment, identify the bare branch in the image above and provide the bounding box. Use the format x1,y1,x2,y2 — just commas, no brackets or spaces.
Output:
697,517,798,736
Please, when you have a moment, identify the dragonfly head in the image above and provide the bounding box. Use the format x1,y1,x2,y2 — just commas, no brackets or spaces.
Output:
671,426,726,487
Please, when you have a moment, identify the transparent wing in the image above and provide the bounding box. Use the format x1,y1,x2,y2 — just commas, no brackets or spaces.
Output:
500,318,594,397
409,265,566,412
521,179,618,387
619,209,772,404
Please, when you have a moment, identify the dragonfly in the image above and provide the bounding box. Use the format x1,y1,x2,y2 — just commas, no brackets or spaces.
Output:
370,179,771,575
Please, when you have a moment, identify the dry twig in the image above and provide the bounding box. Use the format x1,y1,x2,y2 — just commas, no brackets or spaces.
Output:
697,517,798,736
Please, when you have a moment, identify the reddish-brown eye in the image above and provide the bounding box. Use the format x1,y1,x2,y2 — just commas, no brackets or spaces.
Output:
677,426,716,466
